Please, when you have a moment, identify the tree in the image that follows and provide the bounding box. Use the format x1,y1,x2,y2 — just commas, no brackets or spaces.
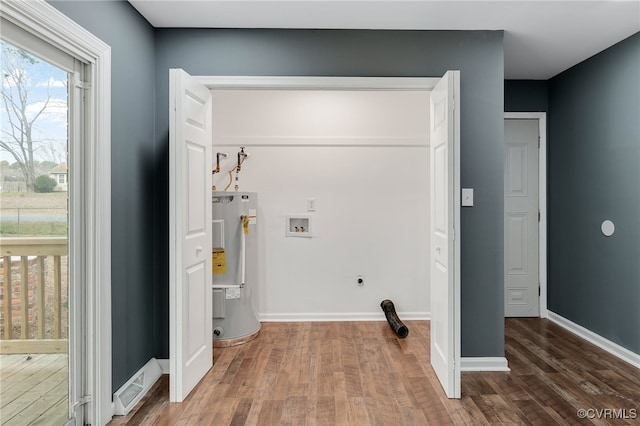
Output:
0,40,66,192
34,175,57,193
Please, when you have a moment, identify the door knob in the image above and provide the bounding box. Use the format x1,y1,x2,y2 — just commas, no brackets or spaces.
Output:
196,246,203,255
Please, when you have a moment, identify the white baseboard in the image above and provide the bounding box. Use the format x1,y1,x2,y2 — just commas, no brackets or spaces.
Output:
259,311,430,322
113,358,162,416
156,358,170,374
547,311,640,369
460,357,510,372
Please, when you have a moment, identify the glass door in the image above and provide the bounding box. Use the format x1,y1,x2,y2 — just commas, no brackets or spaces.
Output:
0,38,73,426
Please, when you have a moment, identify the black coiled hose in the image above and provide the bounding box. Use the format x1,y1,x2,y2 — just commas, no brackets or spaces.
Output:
380,299,409,338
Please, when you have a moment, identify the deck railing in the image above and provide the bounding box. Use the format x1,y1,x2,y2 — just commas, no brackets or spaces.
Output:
0,237,68,354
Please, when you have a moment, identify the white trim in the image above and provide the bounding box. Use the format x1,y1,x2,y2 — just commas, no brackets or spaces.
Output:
452,71,462,398
260,312,430,322
197,75,439,90
0,15,75,71
169,70,179,403
547,312,640,370
214,136,428,148
504,112,548,319
1,0,109,64
460,357,510,372
0,1,112,425
68,59,86,426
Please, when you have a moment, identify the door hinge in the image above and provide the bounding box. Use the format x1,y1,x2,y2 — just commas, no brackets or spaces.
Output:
538,210,541,223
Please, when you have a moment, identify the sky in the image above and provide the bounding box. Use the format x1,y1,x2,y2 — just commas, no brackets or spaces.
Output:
1,39,68,165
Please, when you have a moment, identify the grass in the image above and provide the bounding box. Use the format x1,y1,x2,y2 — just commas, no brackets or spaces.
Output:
0,221,67,236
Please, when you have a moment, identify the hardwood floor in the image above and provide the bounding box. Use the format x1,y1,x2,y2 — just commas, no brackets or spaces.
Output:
109,319,640,425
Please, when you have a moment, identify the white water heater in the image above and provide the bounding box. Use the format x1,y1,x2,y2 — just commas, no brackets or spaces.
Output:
211,192,260,346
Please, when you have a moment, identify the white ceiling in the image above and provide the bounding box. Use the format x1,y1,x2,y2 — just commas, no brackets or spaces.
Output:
128,0,640,79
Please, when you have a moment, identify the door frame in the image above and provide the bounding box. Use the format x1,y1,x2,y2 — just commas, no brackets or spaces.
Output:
192,74,460,397
504,112,547,318
196,75,440,91
1,1,112,424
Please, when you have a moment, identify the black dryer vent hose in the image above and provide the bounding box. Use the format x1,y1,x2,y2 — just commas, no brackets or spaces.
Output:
380,299,409,338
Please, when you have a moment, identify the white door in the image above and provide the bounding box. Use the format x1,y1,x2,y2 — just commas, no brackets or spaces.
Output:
504,119,539,317
430,71,461,399
169,69,213,402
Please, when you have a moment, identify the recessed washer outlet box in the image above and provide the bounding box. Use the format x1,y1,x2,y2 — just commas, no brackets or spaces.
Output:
286,215,312,237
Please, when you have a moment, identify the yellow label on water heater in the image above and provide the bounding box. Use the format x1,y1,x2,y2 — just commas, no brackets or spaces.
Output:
212,249,226,274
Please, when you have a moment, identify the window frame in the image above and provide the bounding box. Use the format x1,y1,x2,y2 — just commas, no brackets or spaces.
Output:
0,1,112,424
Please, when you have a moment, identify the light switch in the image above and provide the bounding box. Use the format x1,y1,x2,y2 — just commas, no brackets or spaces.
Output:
462,188,474,207
307,198,316,212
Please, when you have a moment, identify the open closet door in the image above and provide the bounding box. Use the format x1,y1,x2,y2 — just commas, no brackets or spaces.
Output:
429,70,461,398
169,68,213,402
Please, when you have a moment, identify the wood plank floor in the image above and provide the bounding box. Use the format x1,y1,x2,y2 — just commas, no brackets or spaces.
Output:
0,353,69,425
109,319,640,425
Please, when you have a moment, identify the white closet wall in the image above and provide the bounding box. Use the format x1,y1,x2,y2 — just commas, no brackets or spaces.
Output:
212,89,431,320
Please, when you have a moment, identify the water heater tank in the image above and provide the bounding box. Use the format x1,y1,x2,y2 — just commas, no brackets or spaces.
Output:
211,192,260,346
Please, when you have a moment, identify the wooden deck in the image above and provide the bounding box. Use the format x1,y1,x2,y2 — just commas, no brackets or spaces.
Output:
109,318,640,425
0,353,69,425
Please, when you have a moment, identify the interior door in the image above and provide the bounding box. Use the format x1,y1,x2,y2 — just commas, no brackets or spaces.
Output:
504,119,539,317
429,70,461,399
169,68,213,402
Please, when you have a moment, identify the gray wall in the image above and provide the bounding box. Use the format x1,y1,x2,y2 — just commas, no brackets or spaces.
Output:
154,29,506,358
48,1,157,391
505,80,548,112
548,33,640,353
